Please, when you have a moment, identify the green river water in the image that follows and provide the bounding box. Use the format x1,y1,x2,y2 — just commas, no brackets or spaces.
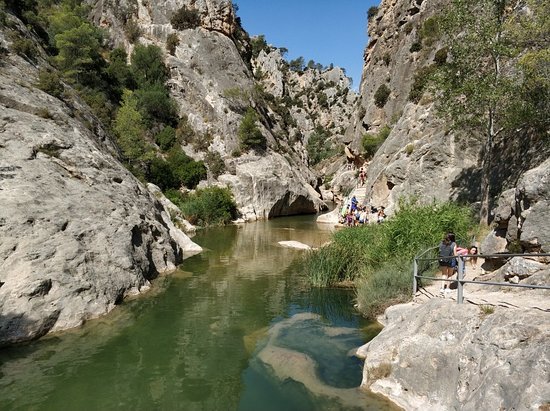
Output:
0,216,396,411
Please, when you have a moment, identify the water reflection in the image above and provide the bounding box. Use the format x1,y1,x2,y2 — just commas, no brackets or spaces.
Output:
0,216,394,410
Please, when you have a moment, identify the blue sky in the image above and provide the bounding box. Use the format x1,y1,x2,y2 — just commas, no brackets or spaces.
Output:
235,0,379,90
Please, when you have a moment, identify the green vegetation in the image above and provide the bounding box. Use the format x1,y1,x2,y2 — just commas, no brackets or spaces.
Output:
288,56,305,72
250,34,270,59
155,126,177,152
238,107,266,151
408,65,436,103
307,126,334,165
166,187,238,226
131,44,168,88
409,42,422,52
170,5,201,30
146,147,206,191
373,84,391,108
418,16,440,46
302,199,475,318
480,305,495,315
166,33,179,55
204,150,226,179
430,0,549,223
36,69,64,98
362,125,391,157
367,6,379,20
124,19,141,43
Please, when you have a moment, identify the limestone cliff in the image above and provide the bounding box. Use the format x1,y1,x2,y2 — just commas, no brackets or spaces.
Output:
0,14,201,345
85,0,361,219
344,0,549,221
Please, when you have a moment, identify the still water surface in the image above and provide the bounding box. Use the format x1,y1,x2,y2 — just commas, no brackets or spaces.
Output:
0,216,395,410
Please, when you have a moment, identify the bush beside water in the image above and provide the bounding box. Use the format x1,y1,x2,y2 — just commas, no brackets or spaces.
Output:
166,187,238,227
303,199,475,318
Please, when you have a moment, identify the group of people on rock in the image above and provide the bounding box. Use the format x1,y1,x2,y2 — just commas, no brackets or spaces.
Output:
339,195,386,227
438,232,479,295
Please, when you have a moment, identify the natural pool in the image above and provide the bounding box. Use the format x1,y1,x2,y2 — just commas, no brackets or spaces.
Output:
0,216,396,410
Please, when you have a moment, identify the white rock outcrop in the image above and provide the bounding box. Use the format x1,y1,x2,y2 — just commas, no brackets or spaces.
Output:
359,300,550,410
0,22,201,346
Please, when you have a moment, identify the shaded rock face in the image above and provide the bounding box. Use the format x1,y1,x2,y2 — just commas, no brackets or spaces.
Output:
0,20,200,345
359,300,550,410
344,0,549,246
487,158,550,253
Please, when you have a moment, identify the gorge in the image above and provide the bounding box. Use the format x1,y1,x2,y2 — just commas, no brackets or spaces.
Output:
0,0,548,409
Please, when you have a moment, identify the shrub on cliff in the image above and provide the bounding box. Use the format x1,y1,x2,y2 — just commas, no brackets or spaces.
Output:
374,84,390,108
170,6,201,31
362,125,391,157
238,107,266,151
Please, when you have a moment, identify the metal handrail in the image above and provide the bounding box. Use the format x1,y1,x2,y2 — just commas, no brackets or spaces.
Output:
413,252,550,304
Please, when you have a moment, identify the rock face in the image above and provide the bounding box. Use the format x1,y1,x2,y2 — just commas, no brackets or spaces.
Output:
343,0,550,221
0,18,201,345
86,0,350,219
252,47,358,149
219,153,325,220
358,300,550,410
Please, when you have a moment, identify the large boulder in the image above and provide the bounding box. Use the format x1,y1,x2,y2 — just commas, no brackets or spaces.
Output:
219,153,326,220
483,157,550,253
358,300,550,410
0,23,200,346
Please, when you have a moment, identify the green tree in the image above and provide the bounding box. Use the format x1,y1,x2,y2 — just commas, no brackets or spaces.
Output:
134,83,178,126
130,44,168,88
373,84,391,108
250,34,269,58
238,107,266,150
113,90,148,163
106,47,135,90
307,126,334,165
166,147,206,189
431,0,549,223
166,33,180,55
155,126,177,151
288,56,305,72
53,22,103,84
170,5,201,30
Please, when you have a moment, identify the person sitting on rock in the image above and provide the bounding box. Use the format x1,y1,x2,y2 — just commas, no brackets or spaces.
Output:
377,207,386,223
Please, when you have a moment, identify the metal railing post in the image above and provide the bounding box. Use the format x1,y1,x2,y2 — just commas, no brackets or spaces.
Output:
457,256,464,304
413,258,418,294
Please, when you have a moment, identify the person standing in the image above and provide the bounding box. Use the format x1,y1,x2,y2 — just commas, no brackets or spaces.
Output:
438,233,456,294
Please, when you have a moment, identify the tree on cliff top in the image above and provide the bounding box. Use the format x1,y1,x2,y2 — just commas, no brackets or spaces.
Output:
432,0,549,224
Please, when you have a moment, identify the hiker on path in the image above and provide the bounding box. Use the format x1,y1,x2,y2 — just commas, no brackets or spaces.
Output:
438,233,456,295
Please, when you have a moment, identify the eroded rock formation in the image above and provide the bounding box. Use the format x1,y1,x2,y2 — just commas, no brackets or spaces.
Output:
357,300,550,410
0,16,201,345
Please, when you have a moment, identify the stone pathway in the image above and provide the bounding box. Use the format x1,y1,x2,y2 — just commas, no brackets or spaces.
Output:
414,260,550,312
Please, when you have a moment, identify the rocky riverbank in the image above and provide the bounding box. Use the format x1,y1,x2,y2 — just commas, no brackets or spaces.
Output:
357,260,550,410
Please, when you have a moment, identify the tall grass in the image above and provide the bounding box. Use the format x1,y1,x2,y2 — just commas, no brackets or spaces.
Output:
302,198,475,317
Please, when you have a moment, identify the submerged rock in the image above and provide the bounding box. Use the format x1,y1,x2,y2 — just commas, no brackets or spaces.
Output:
277,241,311,250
